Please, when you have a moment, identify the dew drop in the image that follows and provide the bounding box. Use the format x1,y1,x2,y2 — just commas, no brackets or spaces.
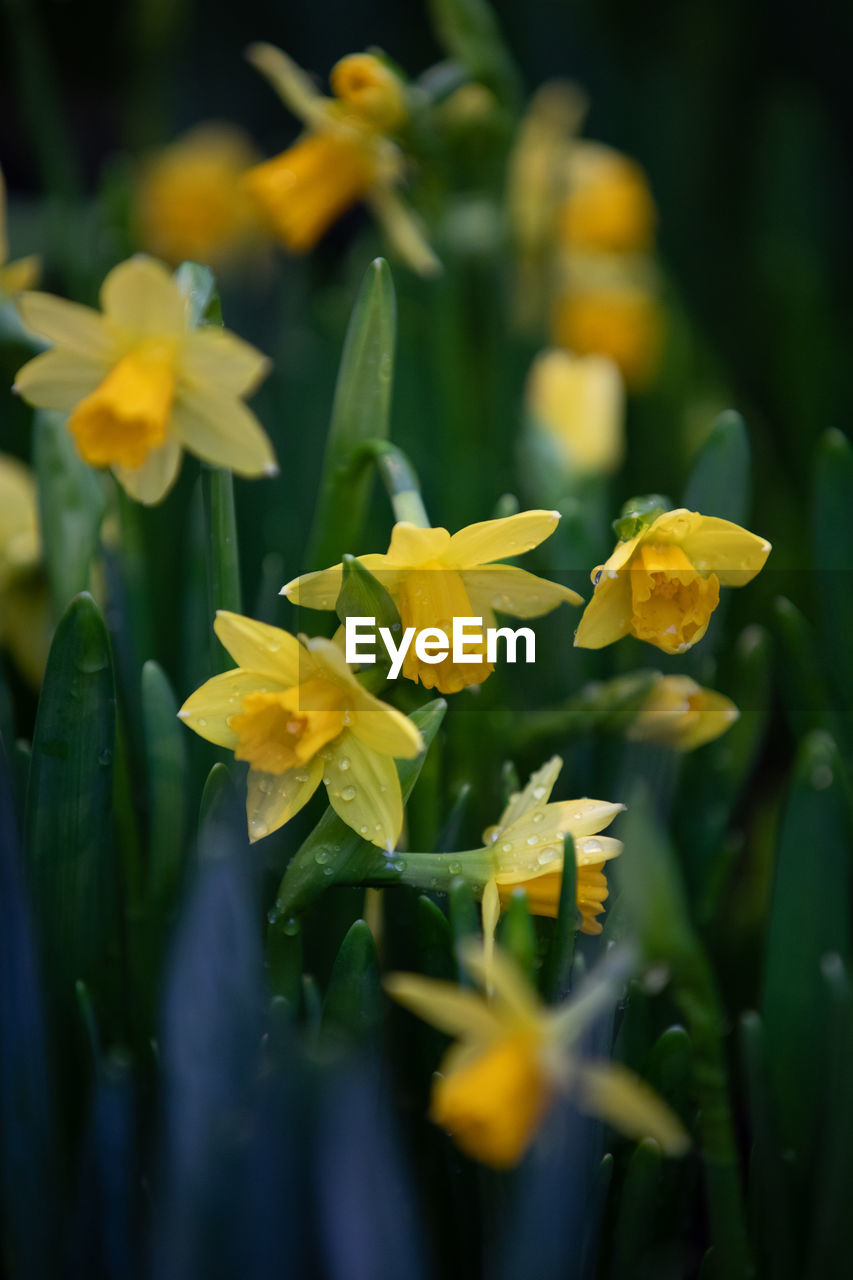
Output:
340,785,357,801
526,835,538,846
338,756,351,771
501,842,513,853
532,786,546,800
359,825,369,834
583,838,603,855
448,860,463,875
198,718,207,727
252,820,269,838
314,849,330,865
532,811,544,824
295,773,309,783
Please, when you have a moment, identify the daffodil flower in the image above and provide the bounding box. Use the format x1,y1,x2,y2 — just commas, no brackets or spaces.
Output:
0,166,40,298
0,454,49,686
178,611,422,847
13,256,276,504
243,43,439,276
283,511,582,694
386,942,689,1169
627,674,739,750
525,347,625,476
559,140,657,255
574,508,771,655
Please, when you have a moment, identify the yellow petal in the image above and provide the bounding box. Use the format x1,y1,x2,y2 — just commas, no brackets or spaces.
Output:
459,940,542,1030
384,973,501,1040
349,695,423,759
665,512,771,586
0,453,39,575
245,42,329,129
179,328,271,398
100,256,187,337
574,833,623,865
213,611,304,684
178,669,278,747
495,756,562,831
16,291,117,361
113,438,182,505
13,348,110,412
281,554,392,608
463,564,583,616
246,756,324,842
171,385,278,476
0,255,41,295
386,522,451,566
324,733,403,849
367,185,442,278
576,1061,690,1155
444,509,561,569
552,798,626,840
573,571,632,649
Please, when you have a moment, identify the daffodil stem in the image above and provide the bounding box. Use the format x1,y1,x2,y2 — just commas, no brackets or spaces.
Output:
355,439,431,528
336,848,492,894
202,466,242,671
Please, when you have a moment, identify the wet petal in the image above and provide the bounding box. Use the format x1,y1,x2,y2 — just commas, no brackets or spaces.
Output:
178,669,275,747
349,694,423,758
171,384,278,475
113,438,183,505
16,291,117,361
213,611,305,684
325,733,403,849
444,510,561,569
672,513,771,586
179,327,271,397
494,756,563,833
464,564,583,616
13,348,109,412
245,756,324,842
281,554,393,608
573,571,632,649
386,522,451,566
100,256,187,337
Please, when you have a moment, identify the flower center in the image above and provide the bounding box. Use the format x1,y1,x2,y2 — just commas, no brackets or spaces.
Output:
629,543,720,653
229,680,345,775
68,341,176,470
395,561,494,694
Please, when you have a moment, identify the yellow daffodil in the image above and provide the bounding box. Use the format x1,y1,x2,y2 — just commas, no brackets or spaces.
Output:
13,256,276,504
282,511,582,695
0,166,40,298
559,141,656,255
243,43,439,276
386,942,689,1168
551,263,664,391
574,508,771,655
178,611,422,847
136,124,263,268
525,347,625,476
627,674,739,750
0,454,49,686
507,81,586,261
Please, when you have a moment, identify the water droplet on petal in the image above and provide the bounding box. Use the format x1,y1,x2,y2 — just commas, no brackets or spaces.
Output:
532,786,546,800
338,756,351,771
340,785,357,801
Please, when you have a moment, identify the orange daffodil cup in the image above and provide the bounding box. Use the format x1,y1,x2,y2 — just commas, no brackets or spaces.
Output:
243,43,439,276
386,943,689,1169
283,510,583,694
178,611,422,847
574,507,771,655
13,256,276,504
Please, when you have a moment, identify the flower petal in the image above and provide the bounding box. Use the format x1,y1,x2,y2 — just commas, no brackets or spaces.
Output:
574,834,623,865
16,291,117,360
213,611,304,684
367,185,442,278
245,42,329,129
495,756,562,832
573,572,632,649
246,756,324,842
325,733,403,849
100,256,187,337
386,522,451,566
384,973,501,1041
464,564,583,616
179,328,271,398
575,1061,689,1155
13,347,108,412
281,554,393,608
552,798,626,839
113,438,183,505
178,669,276,747
444,510,561,569
0,255,41,295
349,694,423,759
459,940,543,1030
171,385,277,476
666,513,771,586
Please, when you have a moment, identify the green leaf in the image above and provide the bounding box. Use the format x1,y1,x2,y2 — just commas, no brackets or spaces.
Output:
334,554,402,690
427,0,521,107
24,593,120,1037
307,258,396,569
772,597,836,741
174,260,222,327
272,699,447,918
608,1138,664,1280
683,410,751,525
812,428,853,722
32,409,105,620
202,467,242,671
497,888,536,980
760,731,852,1167
321,920,382,1043
142,660,188,907
540,833,578,1002
266,914,302,1010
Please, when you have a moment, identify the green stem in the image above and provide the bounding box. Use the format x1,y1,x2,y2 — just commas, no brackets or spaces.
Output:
202,466,242,672
355,439,431,528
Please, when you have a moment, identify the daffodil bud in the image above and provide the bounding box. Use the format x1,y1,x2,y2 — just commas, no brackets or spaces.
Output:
330,53,408,131
559,141,657,255
627,675,739,751
525,347,625,477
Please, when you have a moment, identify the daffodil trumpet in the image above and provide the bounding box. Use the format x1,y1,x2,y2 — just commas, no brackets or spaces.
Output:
386,941,689,1169
333,756,624,936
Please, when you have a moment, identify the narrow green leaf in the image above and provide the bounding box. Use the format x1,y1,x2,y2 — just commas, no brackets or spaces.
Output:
321,920,382,1043
760,731,851,1166
25,593,121,1037
683,410,751,525
448,876,479,961
540,833,578,1002
427,0,521,106
33,409,105,620
772,597,835,741
609,1138,664,1280
272,699,447,918
307,258,396,569
334,553,402,690
142,660,188,906
497,888,536,980
812,428,853,722
203,467,242,671
266,914,302,1010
